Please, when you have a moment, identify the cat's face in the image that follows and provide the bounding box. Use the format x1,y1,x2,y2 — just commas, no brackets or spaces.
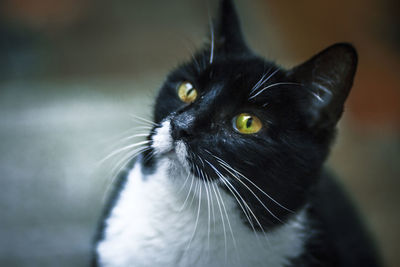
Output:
147,0,357,228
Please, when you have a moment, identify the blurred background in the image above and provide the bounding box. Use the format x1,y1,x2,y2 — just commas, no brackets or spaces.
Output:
0,0,399,266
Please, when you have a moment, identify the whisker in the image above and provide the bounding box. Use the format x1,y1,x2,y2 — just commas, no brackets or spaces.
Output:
207,2,215,64
102,146,150,203
187,174,200,211
250,67,274,95
186,177,202,251
133,125,154,131
215,179,237,261
110,146,150,176
218,176,256,232
177,170,192,195
249,68,280,96
143,148,156,163
99,125,149,157
204,153,272,247
250,73,268,94
179,174,195,212
195,159,212,249
217,161,283,223
205,159,237,258
105,133,149,154
129,114,159,127
205,159,262,243
119,133,149,142
218,172,270,246
209,175,228,259
181,36,202,72
209,152,293,213
249,82,303,99
199,154,216,232
98,140,150,165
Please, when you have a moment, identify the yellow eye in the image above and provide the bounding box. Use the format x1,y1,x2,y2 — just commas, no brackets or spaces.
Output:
234,113,262,134
178,82,197,103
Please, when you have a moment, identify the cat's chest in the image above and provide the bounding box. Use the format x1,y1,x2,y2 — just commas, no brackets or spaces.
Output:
97,160,307,267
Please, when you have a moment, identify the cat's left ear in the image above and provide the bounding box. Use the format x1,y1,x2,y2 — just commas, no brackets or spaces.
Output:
288,43,358,130
213,0,249,55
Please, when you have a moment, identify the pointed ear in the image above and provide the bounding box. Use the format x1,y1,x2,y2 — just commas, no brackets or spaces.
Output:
213,0,249,54
288,43,358,130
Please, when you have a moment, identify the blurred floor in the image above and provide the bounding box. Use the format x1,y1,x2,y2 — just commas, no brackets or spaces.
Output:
0,0,399,266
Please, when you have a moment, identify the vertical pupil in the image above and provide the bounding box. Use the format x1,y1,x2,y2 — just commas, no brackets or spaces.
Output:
186,88,194,96
246,117,253,128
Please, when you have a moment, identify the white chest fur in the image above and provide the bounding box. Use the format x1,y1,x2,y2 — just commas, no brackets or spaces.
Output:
97,160,307,267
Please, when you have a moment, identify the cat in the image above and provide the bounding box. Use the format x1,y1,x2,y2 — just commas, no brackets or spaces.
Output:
92,0,381,266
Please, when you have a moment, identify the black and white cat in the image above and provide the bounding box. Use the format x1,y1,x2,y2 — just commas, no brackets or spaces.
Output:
93,0,380,266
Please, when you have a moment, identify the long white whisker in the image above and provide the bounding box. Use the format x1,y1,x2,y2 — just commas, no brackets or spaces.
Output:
217,161,283,223
205,160,237,259
218,176,256,232
101,132,148,161
104,133,148,156
110,146,150,176
177,170,191,195
215,179,237,261
186,177,202,251
100,125,146,147
209,175,228,259
133,126,154,131
219,173,270,246
209,162,247,218
196,162,211,250
102,147,150,202
205,161,236,239
207,4,215,64
201,157,216,232
98,140,150,165
250,73,268,94
118,133,149,143
129,114,160,127
204,174,214,250
207,156,271,247
250,67,275,95
249,68,279,96
188,175,200,211
179,174,195,212
250,82,303,99
181,37,202,72
209,153,293,213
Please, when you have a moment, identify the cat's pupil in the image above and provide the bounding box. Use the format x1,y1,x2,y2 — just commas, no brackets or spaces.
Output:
186,88,194,96
246,117,253,128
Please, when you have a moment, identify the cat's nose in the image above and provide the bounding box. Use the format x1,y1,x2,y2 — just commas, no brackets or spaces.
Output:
170,113,195,140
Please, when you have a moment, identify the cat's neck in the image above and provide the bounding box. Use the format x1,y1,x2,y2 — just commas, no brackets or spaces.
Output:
98,158,309,267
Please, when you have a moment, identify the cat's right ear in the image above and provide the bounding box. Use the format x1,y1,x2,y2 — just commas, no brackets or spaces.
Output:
288,43,358,131
213,0,249,55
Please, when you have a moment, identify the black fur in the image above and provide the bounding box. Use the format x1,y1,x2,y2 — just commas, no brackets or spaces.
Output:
93,0,381,266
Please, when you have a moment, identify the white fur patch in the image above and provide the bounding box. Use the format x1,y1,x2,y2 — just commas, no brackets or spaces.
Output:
97,160,308,267
152,120,173,155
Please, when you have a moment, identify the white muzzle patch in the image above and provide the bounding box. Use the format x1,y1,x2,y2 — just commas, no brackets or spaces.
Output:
152,120,189,168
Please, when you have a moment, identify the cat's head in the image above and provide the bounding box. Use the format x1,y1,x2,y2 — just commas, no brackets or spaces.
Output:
147,0,357,228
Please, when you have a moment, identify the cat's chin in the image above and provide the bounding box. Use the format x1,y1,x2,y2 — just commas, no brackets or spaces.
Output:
158,140,190,170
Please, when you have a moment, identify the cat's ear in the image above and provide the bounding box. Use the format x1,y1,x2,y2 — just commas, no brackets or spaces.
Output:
213,0,249,54
288,43,358,130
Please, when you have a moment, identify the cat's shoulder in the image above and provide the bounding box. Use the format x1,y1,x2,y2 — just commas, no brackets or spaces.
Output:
289,171,381,266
